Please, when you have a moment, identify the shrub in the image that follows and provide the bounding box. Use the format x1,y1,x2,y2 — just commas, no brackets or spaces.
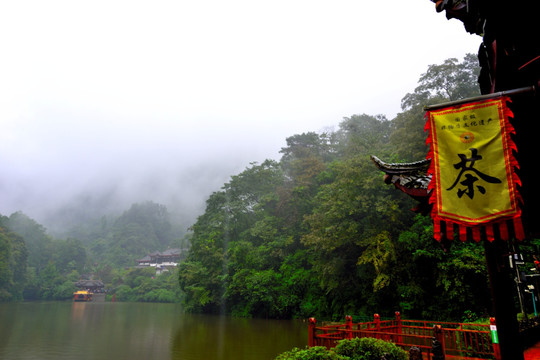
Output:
334,338,408,360
142,288,178,302
275,346,349,360
274,338,408,360
114,284,135,301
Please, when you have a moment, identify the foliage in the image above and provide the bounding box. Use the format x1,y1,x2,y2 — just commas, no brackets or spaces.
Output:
36,262,75,300
395,215,490,320
5,212,53,274
334,338,407,360
275,338,408,360
1,213,89,300
109,267,182,303
176,54,495,320
401,53,480,110
275,346,348,360
0,223,28,301
101,201,175,267
391,53,481,162
0,202,185,302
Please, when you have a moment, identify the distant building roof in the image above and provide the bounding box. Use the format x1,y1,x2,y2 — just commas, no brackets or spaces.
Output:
136,249,184,264
161,248,181,256
75,279,104,288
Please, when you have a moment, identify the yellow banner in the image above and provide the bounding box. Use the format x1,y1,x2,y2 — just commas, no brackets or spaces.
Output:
426,97,520,226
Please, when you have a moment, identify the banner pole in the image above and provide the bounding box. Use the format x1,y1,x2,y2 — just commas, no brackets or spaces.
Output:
424,85,536,111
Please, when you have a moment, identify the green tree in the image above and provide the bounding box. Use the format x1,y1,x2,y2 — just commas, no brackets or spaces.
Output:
102,201,174,267
302,155,412,316
278,132,337,234
53,238,87,274
109,266,183,303
5,212,53,274
395,215,490,320
37,262,67,300
401,53,480,110
391,53,481,161
334,114,392,159
0,222,28,301
280,132,336,185
171,54,488,321
23,267,39,299
179,161,298,315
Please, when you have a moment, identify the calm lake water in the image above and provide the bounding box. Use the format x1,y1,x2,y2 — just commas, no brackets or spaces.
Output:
0,302,308,360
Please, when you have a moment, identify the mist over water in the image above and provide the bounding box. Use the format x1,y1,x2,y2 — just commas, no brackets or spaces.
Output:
0,94,293,235
0,135,280,236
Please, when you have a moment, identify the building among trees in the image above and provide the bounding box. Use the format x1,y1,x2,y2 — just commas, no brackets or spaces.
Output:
136,248,184,274
74,279,105,293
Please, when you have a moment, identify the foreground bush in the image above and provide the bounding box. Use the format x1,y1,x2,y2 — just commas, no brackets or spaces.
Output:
335,338,408,360
275,346,348,360
275,338,407,360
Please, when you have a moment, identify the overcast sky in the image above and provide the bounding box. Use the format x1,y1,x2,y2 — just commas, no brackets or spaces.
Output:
0,1,482,233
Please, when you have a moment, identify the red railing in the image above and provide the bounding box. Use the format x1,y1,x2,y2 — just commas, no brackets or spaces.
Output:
308,312,500,360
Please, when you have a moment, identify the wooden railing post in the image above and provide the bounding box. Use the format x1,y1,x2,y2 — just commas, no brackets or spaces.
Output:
433,325,445,360
490,317,502,360
345,315,353,339
309,317,316,347
374,313,381,339
395,311,403,344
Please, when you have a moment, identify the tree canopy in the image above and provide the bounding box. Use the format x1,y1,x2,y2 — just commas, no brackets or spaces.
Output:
177,53,498,321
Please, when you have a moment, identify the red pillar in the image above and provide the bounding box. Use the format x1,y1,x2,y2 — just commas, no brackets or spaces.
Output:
395,311,403,344
308,317,316,347
345,315,353,340
374,313,381,339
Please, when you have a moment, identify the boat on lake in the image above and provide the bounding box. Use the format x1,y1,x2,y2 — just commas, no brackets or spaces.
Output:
73,290,93,302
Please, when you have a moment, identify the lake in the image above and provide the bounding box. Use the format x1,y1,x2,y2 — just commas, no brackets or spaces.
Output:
0,301,308,360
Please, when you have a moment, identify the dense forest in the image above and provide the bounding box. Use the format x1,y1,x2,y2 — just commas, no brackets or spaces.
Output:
0,201,186,302
2,54,537,321
177,54,539,321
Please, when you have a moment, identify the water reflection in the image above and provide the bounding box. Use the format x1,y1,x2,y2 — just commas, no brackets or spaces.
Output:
0,302,307,360
170,314,306,360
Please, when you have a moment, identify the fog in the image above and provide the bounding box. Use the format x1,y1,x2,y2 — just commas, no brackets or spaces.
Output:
0,1,481,234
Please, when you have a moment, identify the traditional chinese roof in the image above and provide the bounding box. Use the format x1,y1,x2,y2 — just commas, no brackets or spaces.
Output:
74,279,104,288
432,0,485,35
370,155,432,215
137,249,183,263
161,248,181,256
137,255,152,262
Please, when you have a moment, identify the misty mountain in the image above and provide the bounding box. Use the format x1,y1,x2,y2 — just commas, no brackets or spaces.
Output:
5,158,256,239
